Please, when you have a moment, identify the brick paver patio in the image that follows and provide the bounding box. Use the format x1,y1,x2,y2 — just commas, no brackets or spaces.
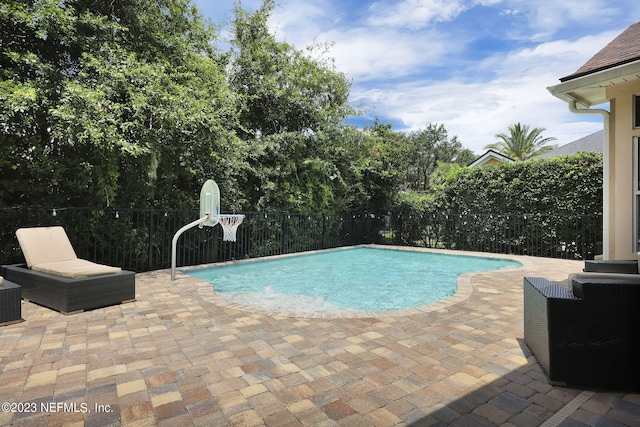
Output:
1,246,639,426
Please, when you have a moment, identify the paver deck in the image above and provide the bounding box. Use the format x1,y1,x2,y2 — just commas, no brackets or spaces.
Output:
1,246,639,426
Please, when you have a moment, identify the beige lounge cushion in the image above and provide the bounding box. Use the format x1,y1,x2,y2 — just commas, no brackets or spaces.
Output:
0,276,3,285
16,226,77,267
16,226,121,278
31,259,121,279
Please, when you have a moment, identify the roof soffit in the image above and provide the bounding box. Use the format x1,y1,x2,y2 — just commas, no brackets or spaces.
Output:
547,61,640,106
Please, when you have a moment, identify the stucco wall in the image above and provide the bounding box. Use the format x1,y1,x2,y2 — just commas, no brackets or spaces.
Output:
483,158,502,166
607,80,640,259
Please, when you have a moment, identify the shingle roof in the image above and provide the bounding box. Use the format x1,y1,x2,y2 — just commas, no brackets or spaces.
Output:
537,130,603,158
560,22,640,82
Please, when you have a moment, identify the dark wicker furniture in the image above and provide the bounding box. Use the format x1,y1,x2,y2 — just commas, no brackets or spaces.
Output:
524,276,640,390
0,279,22,326
2,264,135,315
584,259,638,274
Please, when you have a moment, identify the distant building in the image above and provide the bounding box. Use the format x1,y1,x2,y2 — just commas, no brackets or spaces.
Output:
468,149,515,167
537,130,603,158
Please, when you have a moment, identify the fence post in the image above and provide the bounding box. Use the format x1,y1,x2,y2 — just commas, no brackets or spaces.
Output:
281,213,287,255
148,209,154,271
507,215,511,254
445,215,449,249
21,205,28,227
580,215,585,259
351,215,355,246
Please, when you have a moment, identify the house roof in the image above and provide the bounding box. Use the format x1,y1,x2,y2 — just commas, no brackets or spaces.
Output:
537,130,603,158
547,21,640,106
560,22,640,82
468,149,515,168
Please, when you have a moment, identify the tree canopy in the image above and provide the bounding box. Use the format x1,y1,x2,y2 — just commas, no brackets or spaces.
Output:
229,0,351,138
2,0,549,215
1,0,241,208
403,123,475,192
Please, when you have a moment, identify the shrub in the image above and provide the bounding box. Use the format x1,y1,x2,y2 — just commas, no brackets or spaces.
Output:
390,152,603,259
434,152,603,215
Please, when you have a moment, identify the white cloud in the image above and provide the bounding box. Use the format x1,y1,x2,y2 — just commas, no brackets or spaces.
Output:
269,1,466,83
350,30,622,153
367,0,468,29
352,75,598,153
269,0,337,43
322,27,458,82
197,0,637,154
499,8,520,16
526,0,620,34
493,31,621,81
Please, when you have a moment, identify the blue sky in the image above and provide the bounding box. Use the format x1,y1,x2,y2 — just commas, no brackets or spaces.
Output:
194,0,640,154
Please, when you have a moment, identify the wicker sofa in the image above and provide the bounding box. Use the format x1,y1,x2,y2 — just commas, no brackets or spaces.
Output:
1,226,135,314
524,272,640,390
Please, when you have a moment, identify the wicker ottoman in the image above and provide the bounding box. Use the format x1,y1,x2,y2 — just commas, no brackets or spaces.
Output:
524,276,640,390
0,279,22,326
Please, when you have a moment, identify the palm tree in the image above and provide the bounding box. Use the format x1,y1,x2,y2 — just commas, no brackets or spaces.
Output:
484,123,557,160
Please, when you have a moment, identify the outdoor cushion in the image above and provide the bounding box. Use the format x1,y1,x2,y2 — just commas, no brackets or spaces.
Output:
6,226,134,314
0,276,3,285
16,226,77,268
31,259,121,279
15,226,121,278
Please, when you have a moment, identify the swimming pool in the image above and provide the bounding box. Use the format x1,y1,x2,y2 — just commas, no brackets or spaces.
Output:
186,247,521,312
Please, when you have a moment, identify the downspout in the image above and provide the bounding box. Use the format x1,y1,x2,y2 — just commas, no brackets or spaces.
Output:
569,100,611,259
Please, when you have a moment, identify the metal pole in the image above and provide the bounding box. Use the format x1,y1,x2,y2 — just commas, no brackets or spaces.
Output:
171,215,210,281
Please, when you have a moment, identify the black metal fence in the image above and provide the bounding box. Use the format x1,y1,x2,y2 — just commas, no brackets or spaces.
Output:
0,207,384,272
391,212,602,260
0,206,602,272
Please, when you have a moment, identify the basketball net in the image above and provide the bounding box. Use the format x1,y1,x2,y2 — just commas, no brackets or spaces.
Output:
218,214,244,242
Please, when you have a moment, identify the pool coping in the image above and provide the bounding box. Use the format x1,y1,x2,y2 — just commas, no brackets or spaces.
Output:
177,244,536,319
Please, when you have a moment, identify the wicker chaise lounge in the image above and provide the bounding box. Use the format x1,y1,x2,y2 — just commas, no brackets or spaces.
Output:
1,226,135,314
524,274,640,390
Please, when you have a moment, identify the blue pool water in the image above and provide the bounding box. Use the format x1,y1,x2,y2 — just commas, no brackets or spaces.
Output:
187,247,521,312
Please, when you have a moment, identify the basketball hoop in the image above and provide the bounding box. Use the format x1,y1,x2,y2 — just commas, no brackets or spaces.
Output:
171,179,244,281
218,214,245,242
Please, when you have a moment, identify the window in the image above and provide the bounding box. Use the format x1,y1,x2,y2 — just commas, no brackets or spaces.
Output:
635,137,640,251
635,95,640,128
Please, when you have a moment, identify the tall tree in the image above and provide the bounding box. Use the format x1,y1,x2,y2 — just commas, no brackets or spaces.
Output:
404,123,475,191
352,119,406,213
228,0,352,138
484,122,557,161
228,0,356,212
1,0,242,208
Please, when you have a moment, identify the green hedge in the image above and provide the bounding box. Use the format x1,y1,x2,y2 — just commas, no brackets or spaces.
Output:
391,152,603,259
436,152,602,215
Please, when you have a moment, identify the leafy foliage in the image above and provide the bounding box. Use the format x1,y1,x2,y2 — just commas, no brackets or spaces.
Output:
1,0,592,231
435,152,602,215
391,152,604,259
402,123,475,191
227,0,363,213
1,0,241,208
229,0,352,138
